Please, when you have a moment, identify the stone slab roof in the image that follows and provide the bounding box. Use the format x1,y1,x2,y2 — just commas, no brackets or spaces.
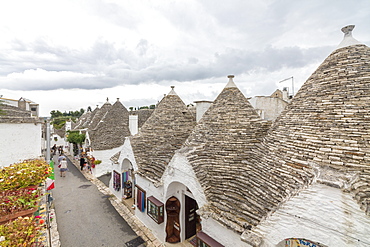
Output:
74,110,91,130
255,43,370,217
131,87,196,183
53,125,66,138
129,109,154,128
110,151,121,164
88,102,112,130
179,77,272,233
0,104,40,124
89,100,131,150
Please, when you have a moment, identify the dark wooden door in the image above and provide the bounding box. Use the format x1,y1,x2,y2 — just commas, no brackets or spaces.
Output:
185,195,197,239
165,197,181,243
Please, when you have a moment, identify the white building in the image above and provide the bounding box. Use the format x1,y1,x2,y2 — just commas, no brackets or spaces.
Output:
0,98,42,167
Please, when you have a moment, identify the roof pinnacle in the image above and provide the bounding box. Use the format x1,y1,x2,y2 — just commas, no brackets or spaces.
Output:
337,25,361,49
225,75,237,88
168,86,177,96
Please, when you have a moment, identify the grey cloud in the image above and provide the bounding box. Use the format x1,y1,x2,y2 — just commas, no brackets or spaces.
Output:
0,35,332,91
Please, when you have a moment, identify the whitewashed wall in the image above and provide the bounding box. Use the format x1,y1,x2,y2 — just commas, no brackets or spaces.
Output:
249,183,370,247
202,216,251,247
163,152,208,208
135,175,166,242
0,123,42,167
110,138,138,198
50,133,65,148
91,146,122,177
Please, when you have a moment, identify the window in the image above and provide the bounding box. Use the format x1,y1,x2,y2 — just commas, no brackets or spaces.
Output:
136,185,146,212
197,231,224,247
147,196,164,224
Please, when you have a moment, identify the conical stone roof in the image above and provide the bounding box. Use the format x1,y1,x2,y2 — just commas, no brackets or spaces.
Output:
252,26,370,219
131,87,196,184
88,101,112,130
82,106,99,128
180,76,272,232
89,99,130,150
73,110,91,130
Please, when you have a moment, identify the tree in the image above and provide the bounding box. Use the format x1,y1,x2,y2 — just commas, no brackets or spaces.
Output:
66,131,85,144
50,108,85,129
66,131,86,156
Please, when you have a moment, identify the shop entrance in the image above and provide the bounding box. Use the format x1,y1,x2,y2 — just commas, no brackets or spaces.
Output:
165,196,181,243
185,195,200,239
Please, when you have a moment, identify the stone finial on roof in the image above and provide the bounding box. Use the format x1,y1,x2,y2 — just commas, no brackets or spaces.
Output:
117,98,120,101
168,86,177,96
225,75,237,88
106,97,109,102
337,25,362,49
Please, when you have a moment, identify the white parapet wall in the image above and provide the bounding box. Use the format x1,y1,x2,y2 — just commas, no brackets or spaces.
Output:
0,123,42,167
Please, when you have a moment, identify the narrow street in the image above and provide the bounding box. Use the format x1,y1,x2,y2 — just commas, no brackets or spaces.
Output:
51,154,144,247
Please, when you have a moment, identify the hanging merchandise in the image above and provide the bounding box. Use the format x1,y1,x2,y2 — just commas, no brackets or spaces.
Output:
113,171,121,191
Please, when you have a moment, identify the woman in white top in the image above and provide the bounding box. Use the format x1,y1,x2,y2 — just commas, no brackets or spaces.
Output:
59,158,68,177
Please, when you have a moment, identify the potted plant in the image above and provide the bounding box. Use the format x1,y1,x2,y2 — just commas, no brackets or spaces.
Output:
0,187,41,224
0,216,43,246
0,159,51,191
92,159,101,168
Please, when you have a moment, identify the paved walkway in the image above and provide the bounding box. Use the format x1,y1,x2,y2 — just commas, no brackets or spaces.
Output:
52,154,144,247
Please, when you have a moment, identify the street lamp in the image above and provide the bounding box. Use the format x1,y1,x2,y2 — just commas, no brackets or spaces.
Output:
279,76,294,96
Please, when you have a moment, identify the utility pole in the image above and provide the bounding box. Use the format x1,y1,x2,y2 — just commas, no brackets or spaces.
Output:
46,120,51,161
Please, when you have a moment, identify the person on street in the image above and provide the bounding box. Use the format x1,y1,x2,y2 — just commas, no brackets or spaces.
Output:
80,155,86,171
59,158,68,177
51,144,57,155
58,153,66,164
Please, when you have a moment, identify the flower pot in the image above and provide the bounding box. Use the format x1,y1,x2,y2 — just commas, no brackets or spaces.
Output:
0,208,38,225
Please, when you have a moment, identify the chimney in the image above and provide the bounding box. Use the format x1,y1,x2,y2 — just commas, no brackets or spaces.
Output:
18,97,27,110
129,115,138,135
194,100,213,122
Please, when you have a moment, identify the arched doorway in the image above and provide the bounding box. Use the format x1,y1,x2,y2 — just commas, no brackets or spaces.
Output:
166,196,181,243
122,159,133,200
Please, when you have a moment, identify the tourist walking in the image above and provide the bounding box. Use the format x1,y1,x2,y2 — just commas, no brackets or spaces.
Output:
59,158,68,177
51,144,57,155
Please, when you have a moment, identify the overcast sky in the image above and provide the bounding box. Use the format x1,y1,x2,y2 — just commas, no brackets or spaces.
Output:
0,0,369,116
